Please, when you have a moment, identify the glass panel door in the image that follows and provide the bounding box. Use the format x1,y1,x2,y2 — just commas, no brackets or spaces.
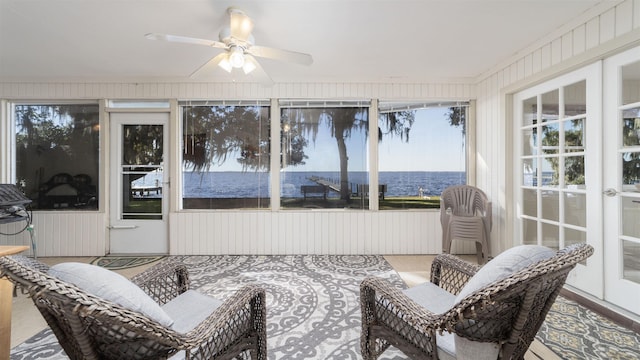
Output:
109,113,169,254
603,47,640,315
514,62,603,296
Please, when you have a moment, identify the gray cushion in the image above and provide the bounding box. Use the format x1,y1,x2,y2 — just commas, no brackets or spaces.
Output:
48,262,174,327
449,245,555,360
403,282,457,359
162,289,222,333
455,245,555,303
404,281,456,314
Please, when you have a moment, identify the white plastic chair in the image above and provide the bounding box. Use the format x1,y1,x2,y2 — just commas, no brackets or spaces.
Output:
440,185,492,264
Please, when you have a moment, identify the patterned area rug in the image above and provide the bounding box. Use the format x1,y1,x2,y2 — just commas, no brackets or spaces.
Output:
89,255,165,270
11,255,407,359
536,295,640,360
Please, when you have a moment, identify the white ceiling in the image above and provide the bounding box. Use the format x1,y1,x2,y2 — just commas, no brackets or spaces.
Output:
0,0,609,84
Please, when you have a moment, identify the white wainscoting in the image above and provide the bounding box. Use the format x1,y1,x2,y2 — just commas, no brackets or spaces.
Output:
0,212,106,257
169,210,475,255
1,210,476,256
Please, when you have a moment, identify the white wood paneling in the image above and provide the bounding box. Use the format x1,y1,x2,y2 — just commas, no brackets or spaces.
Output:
0,212,105,257
168,210,469,255
0,81,475,101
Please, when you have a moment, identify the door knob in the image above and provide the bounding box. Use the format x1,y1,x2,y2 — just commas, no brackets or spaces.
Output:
603,188,618,197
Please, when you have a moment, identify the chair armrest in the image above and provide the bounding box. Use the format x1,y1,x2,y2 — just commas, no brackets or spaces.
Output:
430,254,481,296
130,260,190,305
360,276,442,359
177,284,267,359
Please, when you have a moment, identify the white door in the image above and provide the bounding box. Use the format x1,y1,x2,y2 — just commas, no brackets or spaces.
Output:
109,112,169,254
513,62,603,296
603,47,640,315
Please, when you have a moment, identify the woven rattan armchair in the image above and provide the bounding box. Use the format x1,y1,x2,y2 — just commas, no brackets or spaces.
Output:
440,185,492,264
0,255,267,360
360,243,594,360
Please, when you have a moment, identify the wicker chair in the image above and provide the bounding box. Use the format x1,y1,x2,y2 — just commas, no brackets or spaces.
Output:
360,243,594,360
440,185,492,264
0,255,267,360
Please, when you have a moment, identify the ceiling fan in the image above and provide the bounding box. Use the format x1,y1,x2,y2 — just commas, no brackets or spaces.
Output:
145,7,313,85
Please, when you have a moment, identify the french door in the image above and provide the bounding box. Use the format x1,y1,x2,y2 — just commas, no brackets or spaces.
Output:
109,112,169,254
514,62,603,297
603,47,640,315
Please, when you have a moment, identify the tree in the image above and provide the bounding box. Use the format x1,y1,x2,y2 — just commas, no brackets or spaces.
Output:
446,106,466,135
182,105,304,172
283,107,369,200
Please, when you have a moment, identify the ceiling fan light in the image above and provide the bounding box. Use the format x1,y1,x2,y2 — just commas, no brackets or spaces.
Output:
229,47,245,68
242,61,256,74
218,57,233,73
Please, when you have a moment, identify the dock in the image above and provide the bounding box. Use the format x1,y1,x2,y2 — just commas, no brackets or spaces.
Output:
308,176,341,193
306,176,387,199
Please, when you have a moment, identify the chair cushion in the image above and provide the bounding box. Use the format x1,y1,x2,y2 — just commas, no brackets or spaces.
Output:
48,262,174,327
404,281,456,314
162,289,222,333
403,282,457,359
455,245,555,303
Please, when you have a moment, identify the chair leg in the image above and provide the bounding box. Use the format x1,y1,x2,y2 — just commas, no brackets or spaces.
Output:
475,242,484,264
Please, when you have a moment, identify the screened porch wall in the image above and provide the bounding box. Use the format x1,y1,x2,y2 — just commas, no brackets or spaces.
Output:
0,81,475,256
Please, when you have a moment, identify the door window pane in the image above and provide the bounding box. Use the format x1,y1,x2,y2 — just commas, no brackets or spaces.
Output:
564,118,585,152
622,152,640,187
523,96,538,126
522,189,537,217
523,158,537,186
621,60,640,106
523,128,537,156
622,240,640,284
121,125,163,220
622,196,640,239
15,104,99,210
542,222,559,250
181,103,270,209
564,80,586,116
564,155,585,187
523,218,538,245
541,191,559,221
622,108,640,147
541,123,560,154
542,157,559,187
564,192,586,227
280,105,368,209
541,89,559,122
565,228,586,246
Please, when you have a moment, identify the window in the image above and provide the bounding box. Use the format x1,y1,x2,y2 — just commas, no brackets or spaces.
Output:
280,101,369,209
14,103,100,210
377,103,467,209
181,101,270,209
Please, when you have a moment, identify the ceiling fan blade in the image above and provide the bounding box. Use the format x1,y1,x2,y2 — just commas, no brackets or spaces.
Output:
190,53,229,78
145,33,227,49
228,8,254,42
244,55,274,86
248,45,313,66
